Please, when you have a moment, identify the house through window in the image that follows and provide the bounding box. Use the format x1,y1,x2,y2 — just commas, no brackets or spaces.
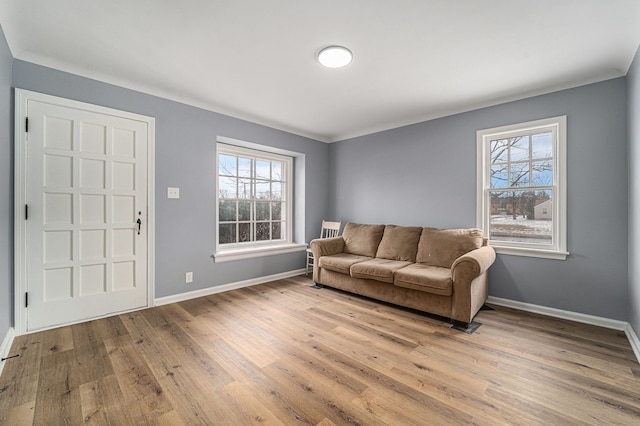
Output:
477,116,568,260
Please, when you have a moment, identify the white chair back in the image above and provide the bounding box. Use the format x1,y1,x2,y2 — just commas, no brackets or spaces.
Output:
319,220,341,239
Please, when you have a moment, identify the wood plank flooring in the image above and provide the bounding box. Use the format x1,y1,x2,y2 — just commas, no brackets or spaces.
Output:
1,275,639,425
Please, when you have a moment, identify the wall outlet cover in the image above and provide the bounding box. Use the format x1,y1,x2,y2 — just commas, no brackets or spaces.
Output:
168,187,180,199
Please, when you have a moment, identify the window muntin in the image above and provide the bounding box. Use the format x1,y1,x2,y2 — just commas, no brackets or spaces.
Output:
216,143,291,249
477,116,567,260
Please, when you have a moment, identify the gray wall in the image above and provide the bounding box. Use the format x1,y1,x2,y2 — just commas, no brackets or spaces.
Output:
330,78,629,320
0,26,12,336
12,60,330,299
629,45,640,335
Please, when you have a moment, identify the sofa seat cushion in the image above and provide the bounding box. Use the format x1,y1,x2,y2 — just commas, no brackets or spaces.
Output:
318,253,372,275
350,258,412,283
394,263,453,296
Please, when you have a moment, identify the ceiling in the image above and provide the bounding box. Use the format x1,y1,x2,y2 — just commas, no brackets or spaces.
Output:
1,1,639,143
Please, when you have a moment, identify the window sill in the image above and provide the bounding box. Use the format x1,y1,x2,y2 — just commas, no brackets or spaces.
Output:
492,245,569,260
213,243,307,263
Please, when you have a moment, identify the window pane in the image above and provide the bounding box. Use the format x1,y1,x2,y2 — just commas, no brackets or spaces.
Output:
532,160,553,186
532,132,552,159
510,162,529,187
489,190,552,244
510,136,529,161
256,202,270,221
238,201,251,221
272,202,282,220
219,154,237,176
491,139,509,163
256,222,270,241
238,179,252,199
490,165,508,189
219,177,237,199
219,200,236,221
238,157,252,178
272,162,283,181
238,222,251,242
256,160,270,179
255,181,270,199
272,182,282,200
272,222,281,239
219,223,236,244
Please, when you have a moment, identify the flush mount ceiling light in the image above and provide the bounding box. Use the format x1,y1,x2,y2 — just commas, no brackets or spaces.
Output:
318,46,353,68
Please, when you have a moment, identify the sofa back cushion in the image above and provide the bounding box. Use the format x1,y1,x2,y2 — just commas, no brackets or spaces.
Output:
416,228,483,268
342,223,386,257
375,225,423,262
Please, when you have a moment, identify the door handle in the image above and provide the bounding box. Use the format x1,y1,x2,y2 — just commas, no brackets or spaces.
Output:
137,218,142,235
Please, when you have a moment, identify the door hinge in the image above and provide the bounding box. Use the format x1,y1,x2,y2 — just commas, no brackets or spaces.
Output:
25,292,28,308
25,204,28,220
25,117,28,133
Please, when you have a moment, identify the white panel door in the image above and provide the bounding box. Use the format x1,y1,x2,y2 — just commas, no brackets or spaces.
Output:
23,96,151,331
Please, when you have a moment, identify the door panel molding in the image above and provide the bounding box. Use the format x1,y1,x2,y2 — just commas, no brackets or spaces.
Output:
14,89,155,334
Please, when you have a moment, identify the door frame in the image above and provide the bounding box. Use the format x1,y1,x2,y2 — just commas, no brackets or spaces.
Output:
14,89,156,335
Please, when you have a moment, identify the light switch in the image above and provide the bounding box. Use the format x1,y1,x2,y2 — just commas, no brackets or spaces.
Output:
167,187,180,199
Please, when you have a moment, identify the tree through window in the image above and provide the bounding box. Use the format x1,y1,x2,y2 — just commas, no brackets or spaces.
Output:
477,116,568,260
217,143,291,248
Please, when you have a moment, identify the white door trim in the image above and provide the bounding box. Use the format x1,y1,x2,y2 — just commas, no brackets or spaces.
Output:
14,89,156,335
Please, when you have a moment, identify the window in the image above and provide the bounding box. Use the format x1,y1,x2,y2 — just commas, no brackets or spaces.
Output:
477,116,568,260
214,139,304,262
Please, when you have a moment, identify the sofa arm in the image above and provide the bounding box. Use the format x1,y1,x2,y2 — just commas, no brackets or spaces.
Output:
451,246,496,283
310,237,345,282
310,236,345,258
450,245,496,324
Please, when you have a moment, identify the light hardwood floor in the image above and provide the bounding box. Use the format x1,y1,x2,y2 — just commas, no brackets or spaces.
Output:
1,275,639,425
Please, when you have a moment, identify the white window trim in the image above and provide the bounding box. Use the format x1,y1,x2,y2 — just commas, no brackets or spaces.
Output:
213,137,303,262
213,242,307,263
476,116,568,260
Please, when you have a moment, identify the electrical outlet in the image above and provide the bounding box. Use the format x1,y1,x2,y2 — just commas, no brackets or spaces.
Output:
185,272,193,283
168,187,180,199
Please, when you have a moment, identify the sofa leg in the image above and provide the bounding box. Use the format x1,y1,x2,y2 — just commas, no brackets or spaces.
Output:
310,283,323,289
451,320,482,334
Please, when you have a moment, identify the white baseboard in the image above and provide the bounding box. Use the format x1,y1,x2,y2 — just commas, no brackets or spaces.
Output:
154,269,306,306
0,327,16,378
487,296,639,364
486,296,628,330
625,323,640,364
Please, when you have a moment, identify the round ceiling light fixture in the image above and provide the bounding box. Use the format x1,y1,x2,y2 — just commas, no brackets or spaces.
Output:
318,46,353,68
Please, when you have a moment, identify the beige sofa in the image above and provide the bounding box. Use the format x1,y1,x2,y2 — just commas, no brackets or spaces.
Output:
310,223,496,328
